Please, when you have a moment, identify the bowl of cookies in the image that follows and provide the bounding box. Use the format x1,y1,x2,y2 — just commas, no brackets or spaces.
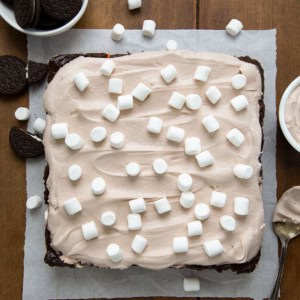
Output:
0,0,89,37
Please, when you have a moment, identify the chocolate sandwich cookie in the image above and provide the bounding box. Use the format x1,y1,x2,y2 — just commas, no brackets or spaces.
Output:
14,0,38,28
3,0,14,4
36,9,65,29
28,61,48,84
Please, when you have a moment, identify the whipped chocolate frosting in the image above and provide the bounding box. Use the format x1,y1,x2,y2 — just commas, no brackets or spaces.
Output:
44,51,264,269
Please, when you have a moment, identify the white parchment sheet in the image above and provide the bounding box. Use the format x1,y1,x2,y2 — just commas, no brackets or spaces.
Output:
24,29,277,300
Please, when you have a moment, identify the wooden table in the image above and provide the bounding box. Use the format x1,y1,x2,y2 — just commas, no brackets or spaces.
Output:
0,1,299,299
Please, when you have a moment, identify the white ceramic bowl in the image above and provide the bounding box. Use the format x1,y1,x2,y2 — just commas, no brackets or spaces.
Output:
279,76,300,152
0,0,88,37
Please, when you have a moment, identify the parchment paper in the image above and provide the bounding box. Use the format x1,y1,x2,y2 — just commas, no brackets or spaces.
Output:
24,29,277,300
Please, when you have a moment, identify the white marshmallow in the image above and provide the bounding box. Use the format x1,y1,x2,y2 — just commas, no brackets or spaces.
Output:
194,203,210,220
234,164,253,179
152,158,168,174
230,95,249,111
91,177,106,195
65,133,83,150
183,278,200,292
167,126,185,143
154,197,171,214
51,123,69,139
73,72,89,91
63,197,82,215
15,107,30,121
128,0,141,10
102,104,120,122
173,237,189,253
100,59,116,76
160,64,177,83
187,220,203,237
132,82,152,101
227,128,244,147
210,191,227,208
117,94,133,110
110,132,125,149
101,211,116,226
180,191,195,208
220,215,236,231
166,39,178,50
33,118,46,135
226,19,243,36
231,74,247,89
196,150,214,168
184,137,201,155
205,86,222,104
185,94,202,110
127,213,142,230
203,240,224,257
177,173,193,192
202,115,220,133
234,197,249,216
168,91,186,110
81,221,99,240
129,198,147,214
194,66,211,82
111,23,125,41
147,117,163,134
106,243,123,262
68,164,82,181
126,162,141,176
108,78,123,94
143,20,156,37
90,127,107,142
132,234,148,254
44,210,48,222
26,195,42,210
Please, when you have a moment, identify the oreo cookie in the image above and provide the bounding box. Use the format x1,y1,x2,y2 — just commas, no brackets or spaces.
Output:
36,9,65,29
28,61,48,84
14,0,36,28
3,0,14,4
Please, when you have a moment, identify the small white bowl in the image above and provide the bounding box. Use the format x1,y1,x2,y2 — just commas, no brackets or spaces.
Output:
279,76,300,152
0,0,89,37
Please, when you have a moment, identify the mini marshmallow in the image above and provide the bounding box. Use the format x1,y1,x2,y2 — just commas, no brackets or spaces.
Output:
51,123,69,139
234,197,249,216
194,203,210,220
147,117,163,134
166,39,178,50
196,150,214,168
108,78,123,94
168,91,186,110
180,191,195,209
90,127,107,142
111,23,125,41
117,94,133,110
101,211,116,226
203,240,224,257
220,215,236,231
65,133,84,150
15,107,30,121
100,59,116,76
127,214,142,230
167,126,185,143
231,74,247,89
230,95,249,111
173,237,189,253
126,162,141,176
143,20,156,37
152,158,168,174
185,137,201,155
44,210,48,222
132,82,152,101
102,104,120,122
81,221,99,240
160,64,177,83
227,128,244,147
106,243,123,262
194,66,211,82
187,220,203,237
210,191,227,208
234,164,253,179
185,94,202,110
154,197,171,214
183,278,200,292
226,19,243,36
26,195,42,210
132,234,148,254
63,197,82,215
110,132,125,149
128,0,141,10
73,72,89,91
202,115,220,133
91,177,106,195
205,86,222,104
129,198,147,214
33,118,46,135
177,173,193,192
68,164,82,181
